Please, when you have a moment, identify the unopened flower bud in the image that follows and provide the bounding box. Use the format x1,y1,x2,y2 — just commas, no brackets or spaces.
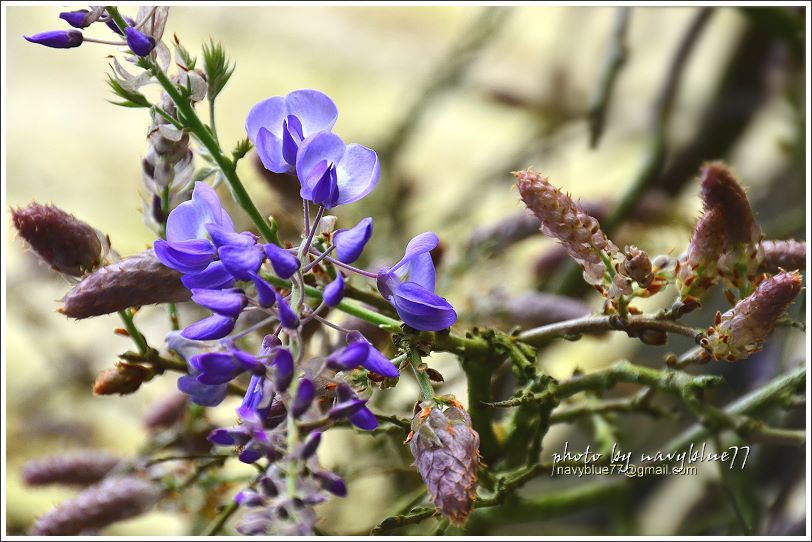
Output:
125,26,156,57
29,476,160,535
676,206,725,306
93,363,151,395
12,203,105,276
22,451,121,487
622,245,653,288
408,400,480,526
61,249,190,319
760,239,805,274
514,170,617,290
701,271,802,361
59,10,94,28
24,30,83,49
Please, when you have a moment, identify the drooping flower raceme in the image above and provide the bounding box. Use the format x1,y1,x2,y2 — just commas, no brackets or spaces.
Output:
377,232,457,331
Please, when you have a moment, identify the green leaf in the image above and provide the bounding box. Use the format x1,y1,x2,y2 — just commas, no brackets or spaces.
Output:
231,137,253,162
202,39,235,102
173,35,197,70
106,75,151,108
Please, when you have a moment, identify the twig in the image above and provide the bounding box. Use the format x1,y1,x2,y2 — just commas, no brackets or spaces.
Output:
517,313,702,345
587,7,631,148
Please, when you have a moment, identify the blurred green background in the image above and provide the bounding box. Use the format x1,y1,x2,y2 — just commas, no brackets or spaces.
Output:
4,5,806,536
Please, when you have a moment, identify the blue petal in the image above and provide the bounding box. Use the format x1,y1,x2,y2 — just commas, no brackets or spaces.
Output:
276,293,300,330
300,431,322,459
125,26,156,56
182,261,235,290
302,162,339,208
323,273,344,307
282,115,304,167
59,10,91,28
327,342,368,370
335,144,380,206
333,217,373,264
191,352,242,384
219,244,265,280
284,89,338,136
191,289,247,317
208,427,250,446
263,244,300,279
245,96,286,142
349,407,379,430
238,445,264,464
231,350,265,375
315,471,347,497
154,239,216,274
390,282,457,331
181,314,236,340
391,232,439,273
328,398,367,419
407,252,436,292
177,375,228,406
270,348,294,392
361,345,400,378
205,223,256,248
166,182,233,242
255,127,290,174
296,132,346,194
292,378,315,417
248,272,277,308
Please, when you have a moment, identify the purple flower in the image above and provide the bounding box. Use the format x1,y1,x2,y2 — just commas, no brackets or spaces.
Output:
323,273,344,307
377,232,457,331
314,470,347,497
106,15,134,35
181,314,236,341
246,90,338,174
125,26,156,57
24,30,83,49
300,431,322,459
333,217,373,264
263,243,300,279
219,244,265,280
292,378,315,417
269,347,294,392
190,288,247,318
327,332,399,377
276,293,300,330
59,10,93,28
155,182,234,274
248,272,277,308
329,383,378,431
296,132,379,208
190,349,263,385
182,261,235,290
177,374,228,406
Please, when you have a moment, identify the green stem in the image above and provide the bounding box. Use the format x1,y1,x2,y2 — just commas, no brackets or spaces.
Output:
409,350,435,402
117,309,148,355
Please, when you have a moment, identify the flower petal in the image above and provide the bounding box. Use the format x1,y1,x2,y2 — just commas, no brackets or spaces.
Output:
245,95,286,142
285,89,338,136
292,378,316,417
390,281,457,331
270,348,294,392
205,223,256,248
182,260,235,290
191,288,247,317
219,244,265,280
255,127,289,174
248,272,276,308
323,273,344,307
361,345,400,378
154,239,216,274
335,144,380,206
333,217,373,264
181,314,236,340
296,132,346,194
263,243,300,279
392,232,439,272
276,293,300,330
177,375,228,406
349,407,379,431
407,252,436,292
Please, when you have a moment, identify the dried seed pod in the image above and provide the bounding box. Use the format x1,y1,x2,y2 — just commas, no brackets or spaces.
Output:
62,249,190,318
143,391,189,430
29,476,160,535
11,203,106,276
22,451,122,487
676,207,725,306
701,270,802,361
515,170,617,288
93,363,151,395
408,400,480,526
760,239,805,273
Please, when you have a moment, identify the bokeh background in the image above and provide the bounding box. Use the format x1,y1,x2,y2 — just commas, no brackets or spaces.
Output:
4,4,807,536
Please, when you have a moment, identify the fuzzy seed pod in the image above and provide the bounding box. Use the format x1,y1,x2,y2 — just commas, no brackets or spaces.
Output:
515,170,617,288
699,162,764,293
701,270,802,361
676,206,725,306
29,476,160,535
22,451,122,487
62,249,190,318
760,239,805,274
622,245,654,288
143,391,189,430
408,400,480,526
12,203,107,276
93,363,151,395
